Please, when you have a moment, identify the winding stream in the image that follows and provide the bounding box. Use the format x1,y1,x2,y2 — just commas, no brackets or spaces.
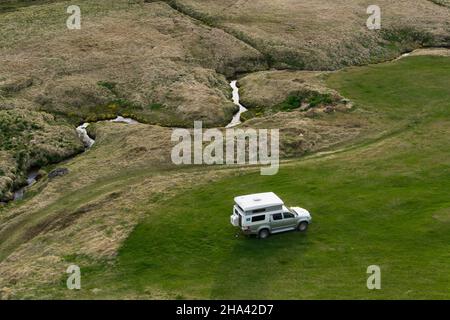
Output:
12,116,138,201
110,116,139,125
76,123,95,148
12,84,242,201
76,116,139,149
226,80,247,128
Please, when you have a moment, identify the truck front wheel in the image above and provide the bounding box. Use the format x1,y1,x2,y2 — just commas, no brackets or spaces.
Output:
297,221,308,232
258,229,270,239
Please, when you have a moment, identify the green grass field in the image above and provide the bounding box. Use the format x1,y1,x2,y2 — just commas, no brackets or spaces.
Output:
35,56,450,299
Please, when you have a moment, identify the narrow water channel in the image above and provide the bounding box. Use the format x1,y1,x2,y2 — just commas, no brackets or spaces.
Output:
226,80,248,128
12,116,138,201
13,169,40,201
76,123,95,148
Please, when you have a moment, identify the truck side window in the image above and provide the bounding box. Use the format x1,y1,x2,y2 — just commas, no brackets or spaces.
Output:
283,212,295,219
272,213,283,221
251,215,266,222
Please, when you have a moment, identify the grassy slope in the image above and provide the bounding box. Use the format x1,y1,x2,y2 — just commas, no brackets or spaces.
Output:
0,0,63,13
89,56,450,299
430,0,450,7
0,109,84,201
0,0,266,127
0,120,239,299
0,0,266,200
155,0,450,70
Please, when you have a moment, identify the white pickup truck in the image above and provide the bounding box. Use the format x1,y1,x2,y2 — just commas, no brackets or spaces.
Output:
230,192,312,239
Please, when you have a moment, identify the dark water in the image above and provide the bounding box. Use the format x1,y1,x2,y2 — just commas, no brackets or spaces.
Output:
13,169,40,201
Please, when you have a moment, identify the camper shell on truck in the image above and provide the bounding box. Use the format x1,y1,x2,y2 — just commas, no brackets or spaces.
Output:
230,192,312,239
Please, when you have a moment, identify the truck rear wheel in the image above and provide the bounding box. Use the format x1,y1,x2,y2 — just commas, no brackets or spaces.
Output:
297,221,308,232
258,229,270,239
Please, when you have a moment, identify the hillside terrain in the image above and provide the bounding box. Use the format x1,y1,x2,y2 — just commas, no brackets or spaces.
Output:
151,0,450,69
0,0,449,299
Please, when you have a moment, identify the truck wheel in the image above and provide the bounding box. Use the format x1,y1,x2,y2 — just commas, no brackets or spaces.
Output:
297,221,308,232
258,229,270,239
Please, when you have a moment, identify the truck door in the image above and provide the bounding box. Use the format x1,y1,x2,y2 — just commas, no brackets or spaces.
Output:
270,213,285,230
282,211,297,228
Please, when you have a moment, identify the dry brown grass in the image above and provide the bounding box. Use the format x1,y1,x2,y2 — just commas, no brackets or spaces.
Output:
406,47,450,57
0,1,267,127
0,0,267,201
159,0,450,69
242,109,369,159
0,109,84,201
430,0,450,7
238,70,339,108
